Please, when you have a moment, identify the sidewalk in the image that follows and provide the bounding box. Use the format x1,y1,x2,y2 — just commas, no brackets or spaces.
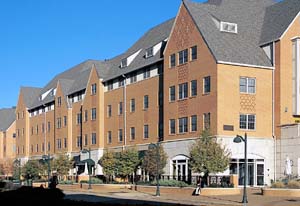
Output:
62,186,300,206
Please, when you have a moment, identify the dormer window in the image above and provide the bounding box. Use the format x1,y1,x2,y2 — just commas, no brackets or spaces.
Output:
145,47,153,58
220,22,237,34
121,58,127,68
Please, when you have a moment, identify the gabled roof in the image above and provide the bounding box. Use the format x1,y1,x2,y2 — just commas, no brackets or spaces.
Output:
0,108,15,131
20,87,42,108
102,18,174,82
260,0,300,45
183,0,275,68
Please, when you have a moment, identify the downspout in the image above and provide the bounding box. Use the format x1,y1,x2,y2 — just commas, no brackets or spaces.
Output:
272,41,276,182
122,74,127,150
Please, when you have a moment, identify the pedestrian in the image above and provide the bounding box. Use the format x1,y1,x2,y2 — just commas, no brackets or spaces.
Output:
49,174,58,189
193,177,202,196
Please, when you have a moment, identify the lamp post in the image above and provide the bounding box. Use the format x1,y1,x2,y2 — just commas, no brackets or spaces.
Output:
233,133,248,205
82,148,92,190
42,154,51,188
148,142,160,197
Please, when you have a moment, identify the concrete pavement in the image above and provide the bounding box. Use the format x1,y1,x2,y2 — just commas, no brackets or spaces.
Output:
62,187,300,206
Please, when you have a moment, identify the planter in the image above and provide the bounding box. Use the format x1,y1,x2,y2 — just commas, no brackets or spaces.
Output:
262,188,300,197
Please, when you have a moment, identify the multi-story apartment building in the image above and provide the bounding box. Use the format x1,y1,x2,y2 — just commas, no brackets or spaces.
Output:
0,108,16,160
6,0,300,186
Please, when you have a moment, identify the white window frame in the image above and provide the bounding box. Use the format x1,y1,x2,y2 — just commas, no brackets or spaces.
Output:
169,119,176,135
178,83,188,100
239,114,256,130
220,21,238,34
146,47,154,58
240,77,256,94
178,117,188,134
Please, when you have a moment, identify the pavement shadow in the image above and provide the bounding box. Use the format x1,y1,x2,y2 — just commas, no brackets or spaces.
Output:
64,193,195,206
200,195,241,205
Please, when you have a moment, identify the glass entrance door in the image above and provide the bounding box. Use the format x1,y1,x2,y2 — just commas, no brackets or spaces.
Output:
257,164,264,186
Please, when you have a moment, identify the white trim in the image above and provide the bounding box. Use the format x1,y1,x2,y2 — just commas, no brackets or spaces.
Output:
218,61,274,70
280,12,300,41
291,36,300,41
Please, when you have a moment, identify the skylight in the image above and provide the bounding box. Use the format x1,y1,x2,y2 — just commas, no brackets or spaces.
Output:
220,22,238,34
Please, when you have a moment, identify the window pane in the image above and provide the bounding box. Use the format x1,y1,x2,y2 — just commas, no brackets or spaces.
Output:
248,78,256,94
170,86,176,101
248,115,255,130
191,115,197,132
183,83,188,98
239,115,247,129
204,76,211,93
191,46,197,60
170,54,176,68
170,119,176,134
191,80,197,96
240,78,247,93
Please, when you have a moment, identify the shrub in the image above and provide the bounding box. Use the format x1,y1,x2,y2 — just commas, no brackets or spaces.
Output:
208,183,234,188
287,180,300,189
271,181,285,188
150,179,189,187
59,180,74,185
80,177,103,184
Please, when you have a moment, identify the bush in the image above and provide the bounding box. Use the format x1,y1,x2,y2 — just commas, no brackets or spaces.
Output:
271,181,285,188
287,180,300,189
150,179,189,187
59,180,74,185
208,183,234,188
80,177,103,184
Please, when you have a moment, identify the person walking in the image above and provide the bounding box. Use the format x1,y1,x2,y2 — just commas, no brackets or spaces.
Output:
193,177,202,196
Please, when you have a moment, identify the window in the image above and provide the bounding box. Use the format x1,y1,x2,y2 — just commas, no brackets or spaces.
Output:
130,99,135,112
191,46,197,61
84,110,88,122
107,81,114,91
57,139,62,150
240,114,256,130
107,105,112,117
77,113,82,124
144,95,149,109
130,72,137,83
169,119,176,135
203,76,211,94
191,80,197,97
130,127,135,140
118,129,123,142
119,102,123,115
203,113,211,130
179,49,188,65
64,138,67,148
84,134,88,146
91,108,96,120
169,86,176,102
144,125,149,139
118,78,125,87
57,117,62,129
64,116,67,127
220,22,238,33
240,77,256,94
91,133,97,145
57,97,62,107
170,53,176,68
107,131,112,144
191,115,197,132
179,117,188,133
121,58,127,68
77,136,81,148
179,83,188,100
91,83,97,95
146,47,153,58
48,122,51,133
144,68,150,79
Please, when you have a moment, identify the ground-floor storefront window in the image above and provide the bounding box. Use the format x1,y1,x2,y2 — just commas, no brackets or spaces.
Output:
230,158,264,186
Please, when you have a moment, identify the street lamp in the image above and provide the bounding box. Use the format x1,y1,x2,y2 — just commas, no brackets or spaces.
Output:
42,154,51,188
148,142,160,197
82,148,92,190
233,133,248,205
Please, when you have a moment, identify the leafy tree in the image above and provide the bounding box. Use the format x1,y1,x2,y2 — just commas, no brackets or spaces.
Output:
99,151,116,181
22,160,43,180
52,153,73,179
189,130,231,178
115,148,140,181
142,143,167,176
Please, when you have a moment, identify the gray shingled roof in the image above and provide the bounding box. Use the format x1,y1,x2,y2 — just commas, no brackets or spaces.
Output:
29,60,110,109
20,87,42,108
0,108,15,131
184,0,275,68
260,0,300,45
102,18,174,82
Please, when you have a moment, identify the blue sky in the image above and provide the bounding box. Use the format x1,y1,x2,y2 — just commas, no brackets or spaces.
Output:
0,0,281,109
0,0,192,109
